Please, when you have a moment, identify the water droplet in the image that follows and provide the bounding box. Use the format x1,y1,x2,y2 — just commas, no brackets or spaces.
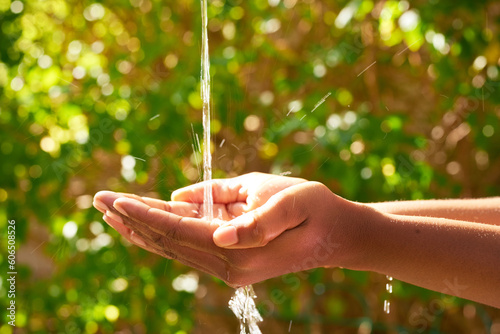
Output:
384,300,390,314
384,275,393,314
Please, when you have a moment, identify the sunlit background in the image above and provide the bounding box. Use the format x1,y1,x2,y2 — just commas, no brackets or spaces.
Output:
1,0,500,332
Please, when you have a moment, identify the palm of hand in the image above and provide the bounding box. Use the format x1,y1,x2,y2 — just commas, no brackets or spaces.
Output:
173,172,307,222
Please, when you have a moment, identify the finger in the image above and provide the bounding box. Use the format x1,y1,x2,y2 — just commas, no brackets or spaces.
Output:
95,192,141,240
129,224,227,279
102,213,160,255
102,211,130,236
106,213,229,280
95,191,163,212
171,178,248,204
139,196,203,218
213,182,312,249
94,191,202,218
97,193,231,281
94,191,136,214
102,208,173,257
104,208,172,254
113,197,221,253
226,202,247,218
105,210,225,277
112,211,231,280
94,191,112,213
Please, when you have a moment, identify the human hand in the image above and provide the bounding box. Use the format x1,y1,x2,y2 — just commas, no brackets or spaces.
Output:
170,172,307,246
93,173,369,286
93,172,305,246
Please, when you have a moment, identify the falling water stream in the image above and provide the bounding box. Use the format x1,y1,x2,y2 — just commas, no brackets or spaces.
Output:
200,0,213,220
200,0,263,332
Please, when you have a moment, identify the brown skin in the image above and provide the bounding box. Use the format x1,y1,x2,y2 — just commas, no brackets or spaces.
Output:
93,172,500,308
367,198,500,226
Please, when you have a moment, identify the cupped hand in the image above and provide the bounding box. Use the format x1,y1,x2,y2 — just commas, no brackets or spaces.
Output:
93,173,367,286
171,172,307,219
170,172,307,247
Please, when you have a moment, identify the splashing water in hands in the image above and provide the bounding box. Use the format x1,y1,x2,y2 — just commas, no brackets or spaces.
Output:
200,0,262,332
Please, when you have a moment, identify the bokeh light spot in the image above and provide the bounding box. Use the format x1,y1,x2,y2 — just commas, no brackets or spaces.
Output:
10,0,23,13
62,221,78,239
382,163,395,176
10,77,24,91
172,272,199,293
104,305,120,322
165,309,179,325
244,115,261,132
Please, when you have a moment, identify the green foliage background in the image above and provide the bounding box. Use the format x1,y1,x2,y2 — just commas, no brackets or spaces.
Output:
1,0,499,332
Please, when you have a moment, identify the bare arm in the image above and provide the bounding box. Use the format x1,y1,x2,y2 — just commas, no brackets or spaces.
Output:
352,207,500,308
367,197,500,226
94,174,500,308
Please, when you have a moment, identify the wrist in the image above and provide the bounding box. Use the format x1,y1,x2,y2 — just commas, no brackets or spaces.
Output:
329,197,387,271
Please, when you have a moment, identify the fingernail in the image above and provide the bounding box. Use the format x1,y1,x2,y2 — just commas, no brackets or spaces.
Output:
103,214,115,227
113,203,128,216
106,210,123,224
214,225,238,247
94,199,109,212
103,214,118,228
131,233,147,248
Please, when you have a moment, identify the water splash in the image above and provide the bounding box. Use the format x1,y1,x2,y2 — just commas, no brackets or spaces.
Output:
229,286,263,334
310,92,331,113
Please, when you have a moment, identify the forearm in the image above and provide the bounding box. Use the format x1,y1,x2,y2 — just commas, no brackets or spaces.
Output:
367,197,500,226
350,208,500,308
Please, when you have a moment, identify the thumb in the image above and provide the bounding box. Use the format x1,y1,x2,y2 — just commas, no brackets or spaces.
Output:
213,186,307,249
